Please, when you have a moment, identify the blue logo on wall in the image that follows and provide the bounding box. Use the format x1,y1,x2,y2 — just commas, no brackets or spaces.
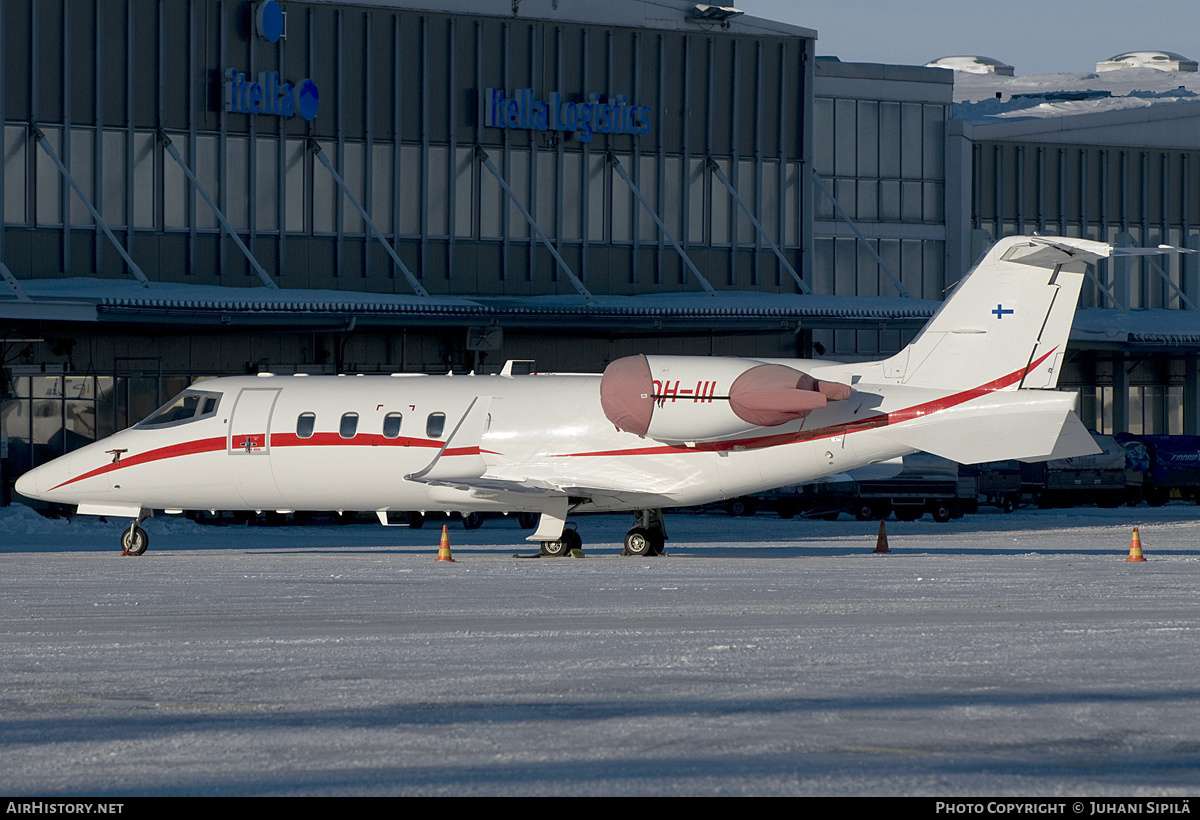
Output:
224,69,319,120
295,79,319,121
255,1,285,43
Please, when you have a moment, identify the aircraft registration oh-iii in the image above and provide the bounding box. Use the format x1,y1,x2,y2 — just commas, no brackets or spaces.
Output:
15,236,1188,556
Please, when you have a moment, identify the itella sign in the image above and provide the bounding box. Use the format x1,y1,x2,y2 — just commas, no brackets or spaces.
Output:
224,70,319,120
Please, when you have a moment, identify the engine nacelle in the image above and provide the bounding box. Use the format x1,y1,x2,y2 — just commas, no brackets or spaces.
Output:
599,354,850,443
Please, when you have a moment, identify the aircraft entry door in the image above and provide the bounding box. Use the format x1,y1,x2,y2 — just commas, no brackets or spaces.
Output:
227,387,287,508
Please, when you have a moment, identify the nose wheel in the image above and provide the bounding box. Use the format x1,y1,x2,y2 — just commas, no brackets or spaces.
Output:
121,522,149,556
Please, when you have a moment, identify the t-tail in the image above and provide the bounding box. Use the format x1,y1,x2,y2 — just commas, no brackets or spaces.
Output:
868,236,1192,464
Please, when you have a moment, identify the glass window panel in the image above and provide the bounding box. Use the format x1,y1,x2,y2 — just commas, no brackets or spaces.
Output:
398,145,420,236
225,136,248,232
455,147,473,238
785,162,800,248
737,160,755,244
563,152,583,242
611,153,633,243
588,153,606,242
760,160,779,244
339,412,358,439
689,158,706,244
923,104,945,181
505,150,529,240
537,151,557,240
312,139,336,234
813,98,834,176
163,135,188,229
5,125,28,225
834,99,856,178
195,135,219,231
68,129,95,227
36,127,63,226
709,158,730,244
880,103,901,178
479,147,502,239
857,101,878,179
256,138,278,232
133,131,157,230
101,130,126,228
901,103,923,180
637,156,658,243
370,144,393,236
342,142,366,235
857,179,878,222
285,139,306,234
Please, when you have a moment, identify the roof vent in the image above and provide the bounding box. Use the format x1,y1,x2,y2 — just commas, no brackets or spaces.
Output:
1096,51,1197,72
925,55,1015,75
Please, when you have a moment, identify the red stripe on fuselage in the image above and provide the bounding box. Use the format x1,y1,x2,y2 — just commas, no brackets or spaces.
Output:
49,432,476,491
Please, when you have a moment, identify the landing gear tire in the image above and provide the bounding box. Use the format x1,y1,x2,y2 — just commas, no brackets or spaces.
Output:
541,538,569,557
624,527,654,556
121,525,149,556
518,512,539,529
407,512,425,529
462,512,484,530
931,502,953,523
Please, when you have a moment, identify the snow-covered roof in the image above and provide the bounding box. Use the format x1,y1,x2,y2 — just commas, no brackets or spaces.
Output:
949,67,1200,149
1072,307,1200,347
0,278,936,331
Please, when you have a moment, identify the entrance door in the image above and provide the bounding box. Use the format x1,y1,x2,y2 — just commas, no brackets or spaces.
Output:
227,388,287,508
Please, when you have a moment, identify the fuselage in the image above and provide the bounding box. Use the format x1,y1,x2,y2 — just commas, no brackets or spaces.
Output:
16,366,932,516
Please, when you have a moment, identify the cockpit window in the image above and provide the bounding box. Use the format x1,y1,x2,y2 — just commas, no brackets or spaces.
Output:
137,390,222,428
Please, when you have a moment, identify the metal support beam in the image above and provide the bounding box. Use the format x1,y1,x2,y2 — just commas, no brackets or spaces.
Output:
609,153,715,295
476,146,593,304
811,169,912,299
158,130,277,290
0,261,31,301
309,140,429,298
32,126,150,288
1115,231,1197,310
707,157,809,294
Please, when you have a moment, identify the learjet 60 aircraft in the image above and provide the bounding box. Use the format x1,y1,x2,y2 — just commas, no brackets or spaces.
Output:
16,236,1184,556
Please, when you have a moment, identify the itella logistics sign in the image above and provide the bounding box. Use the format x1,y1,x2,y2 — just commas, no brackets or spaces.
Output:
485,89,651,143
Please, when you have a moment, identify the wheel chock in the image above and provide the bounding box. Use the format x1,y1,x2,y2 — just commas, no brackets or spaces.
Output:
1126,527,1146,562
436,524,456,562
873,520,890,554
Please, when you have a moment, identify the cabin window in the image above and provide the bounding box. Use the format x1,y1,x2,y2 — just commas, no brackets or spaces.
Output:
137,390,222,428
426,412,446,438
296,412,315,439
340,412,359,439
382,412,403,438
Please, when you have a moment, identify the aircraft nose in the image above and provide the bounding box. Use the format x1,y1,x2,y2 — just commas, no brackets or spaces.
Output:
14,467,41,500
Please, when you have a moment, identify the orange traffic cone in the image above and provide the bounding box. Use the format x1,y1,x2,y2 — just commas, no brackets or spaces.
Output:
874,520,890,554
1126,527,1146,562
436,524,455,562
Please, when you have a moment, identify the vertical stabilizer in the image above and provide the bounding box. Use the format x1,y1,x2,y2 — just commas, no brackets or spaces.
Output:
884,237,1134,391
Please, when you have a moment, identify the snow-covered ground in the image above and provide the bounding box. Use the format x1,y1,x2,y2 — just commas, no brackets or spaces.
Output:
2,503,1199,796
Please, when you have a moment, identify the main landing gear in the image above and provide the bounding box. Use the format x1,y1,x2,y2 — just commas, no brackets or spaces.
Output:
623,509,667,557
539,528,582,557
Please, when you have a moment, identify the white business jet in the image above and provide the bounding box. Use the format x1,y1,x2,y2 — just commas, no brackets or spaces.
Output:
16,236,1178,556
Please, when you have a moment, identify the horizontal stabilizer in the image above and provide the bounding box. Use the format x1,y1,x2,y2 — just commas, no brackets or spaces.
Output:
884,392,1099,464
